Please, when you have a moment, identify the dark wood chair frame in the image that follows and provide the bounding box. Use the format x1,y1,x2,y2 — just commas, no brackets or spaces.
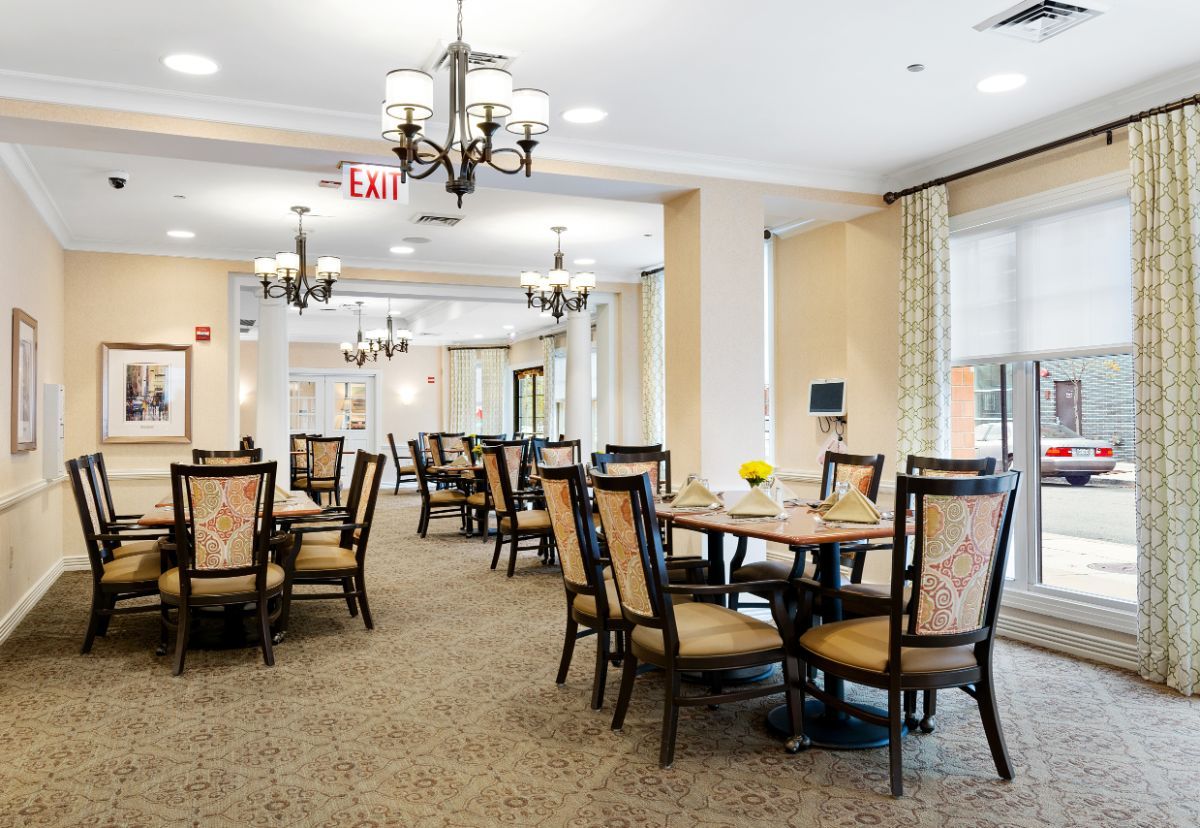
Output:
306,435,346,506
605,442,663,455
277,450,385,636
290,432,317,490
160,461,285,676
240,435,256,451
789,471,1022,797
67,456,165,655
192,448,263,464
386,432,417,493
534,438,583,468
592,450,677,555
592,470,804,768
482,441,553,577
89,451,144,529
410,439,468,537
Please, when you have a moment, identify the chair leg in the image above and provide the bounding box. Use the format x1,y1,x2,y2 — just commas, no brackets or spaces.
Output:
480,510,490,544
172,605,191,676
96,592,117,637
659,669,682,768
888,689,904,797
784,655,811,754
81,585,103,654
556,613,578,686
591,630,610,710
506,533,519,578
975,676,1014,780
419,502,430,538
355,572,374,630
277,578,295,641
611,652,638,731
341,577,358,617
729,591,741,612
490,529,505,570
904,690,919,730
257,599,275,668
920,690,937,733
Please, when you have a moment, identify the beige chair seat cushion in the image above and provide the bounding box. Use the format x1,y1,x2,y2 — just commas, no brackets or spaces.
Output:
158,563,285,598
499,509,551,533
398,465,416,474
101,553,162,584
309,480,338,491
430,489,467,505
632,602,782,658
731,558,816,583
572,578,622,621
112,539,162,559
294,545,357,572
466,492,489,508
798,616,977,675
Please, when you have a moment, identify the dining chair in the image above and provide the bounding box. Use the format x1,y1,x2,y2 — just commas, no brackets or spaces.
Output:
88,452,143,529
306,435,345,505
240,435,256,451
535,439,582,469
386,432,417,493
410,439,468,537
790,471,1022,797
482,441,553,577
278,450,386,635
290,433,314,491
159,461,286,676
592,451,672,497
192,448,262,464
605,442,663,455
66,456,165,655
476,433,507,441
592,470,803,768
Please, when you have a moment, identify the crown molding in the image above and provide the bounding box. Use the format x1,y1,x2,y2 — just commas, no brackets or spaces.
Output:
0,142,71,246
884,62,1200,192
0,69,886,194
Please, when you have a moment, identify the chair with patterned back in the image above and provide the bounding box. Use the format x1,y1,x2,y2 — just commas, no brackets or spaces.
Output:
192,448,262,465
592,451,672,497
476,433,507,442
66,456,165,655
409,439,468,537
289,433,312,489
482,441,552,577
605,442,663,455
278,450,386,635
792,471,1022,796
535,439,582,470
592,470,802,767
240,435,255,451
386,433,417,494
159,461,286,675
306,435,345,505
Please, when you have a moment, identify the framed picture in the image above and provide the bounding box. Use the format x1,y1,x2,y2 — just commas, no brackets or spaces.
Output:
11,308,37,453
101,343,192,443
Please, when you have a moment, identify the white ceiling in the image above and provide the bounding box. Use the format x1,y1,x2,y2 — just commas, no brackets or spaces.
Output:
3,0,1200,187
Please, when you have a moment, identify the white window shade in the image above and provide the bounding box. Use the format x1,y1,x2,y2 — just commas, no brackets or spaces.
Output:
950,198,1132,364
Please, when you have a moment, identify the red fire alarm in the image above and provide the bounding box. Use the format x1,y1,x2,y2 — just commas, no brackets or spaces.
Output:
426,376,436,384
195,326,211,341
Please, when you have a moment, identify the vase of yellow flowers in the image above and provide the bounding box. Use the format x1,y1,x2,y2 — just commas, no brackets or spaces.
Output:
738,460,774,489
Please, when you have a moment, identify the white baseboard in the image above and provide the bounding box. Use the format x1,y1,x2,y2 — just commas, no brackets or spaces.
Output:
62,554,91,572
0,557,66,646
997,611,1138,672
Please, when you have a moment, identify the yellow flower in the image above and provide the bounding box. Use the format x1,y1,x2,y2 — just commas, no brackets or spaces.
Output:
738,460,773,484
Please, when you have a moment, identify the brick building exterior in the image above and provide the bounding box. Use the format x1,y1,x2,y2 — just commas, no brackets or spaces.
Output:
1039,354,1134,462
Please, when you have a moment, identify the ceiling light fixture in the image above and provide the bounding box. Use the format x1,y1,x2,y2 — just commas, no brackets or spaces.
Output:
906,63,925,73
520,226,594,322
389,245,415,255
573,258,595,266
166,229,195,239
562,107,607,124
367,299,412,360
977,73,1027,93
253,206,340,315
162,54,220,75
380,0,549,207
341,302,377,367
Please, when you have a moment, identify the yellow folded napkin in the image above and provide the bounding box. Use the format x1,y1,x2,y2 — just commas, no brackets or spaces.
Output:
821,487,881,524
450,454,471,467
814,492,839,513
275,486,292,502
728,487,785,518
673,480,721,508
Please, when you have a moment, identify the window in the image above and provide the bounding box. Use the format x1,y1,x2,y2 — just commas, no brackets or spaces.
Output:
513,367,545,437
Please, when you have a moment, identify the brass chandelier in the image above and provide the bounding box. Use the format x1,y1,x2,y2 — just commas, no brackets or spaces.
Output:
368,299,412,359
520,227,594,322
341,302,377,368
254,206,340,314
381,0,550,207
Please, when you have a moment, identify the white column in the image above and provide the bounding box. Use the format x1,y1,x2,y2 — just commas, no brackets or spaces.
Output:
564,310,592,458
594,301,616,450
255,297,290,476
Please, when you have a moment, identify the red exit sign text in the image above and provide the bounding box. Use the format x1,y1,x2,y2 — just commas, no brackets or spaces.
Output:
342,163,409,203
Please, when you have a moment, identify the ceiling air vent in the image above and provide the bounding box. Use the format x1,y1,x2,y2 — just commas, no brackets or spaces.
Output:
975,1,1102,43
424,42,517,73
239,318,256,333
411,213,463,228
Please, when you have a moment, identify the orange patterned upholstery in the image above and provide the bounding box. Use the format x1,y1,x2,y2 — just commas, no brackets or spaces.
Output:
188,475,260,571
915,492,1009,635
540,446,576,468
834,463,876,497
200,456,253,466
593,488,654,617
916,468,981,478
543,477,586,588
311,442,339,478
442,436,466,456
355,457,379,529
607,461,659,494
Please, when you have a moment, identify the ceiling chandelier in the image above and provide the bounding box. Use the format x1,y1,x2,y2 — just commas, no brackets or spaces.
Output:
341,302,377,368
368,299,412,359
381,0,550,207
520,227,594,322
254,206,340,314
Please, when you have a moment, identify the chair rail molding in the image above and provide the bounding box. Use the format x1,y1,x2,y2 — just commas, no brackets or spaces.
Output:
0,475,65,514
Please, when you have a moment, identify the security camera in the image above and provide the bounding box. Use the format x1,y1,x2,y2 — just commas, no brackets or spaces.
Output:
107,171,129,189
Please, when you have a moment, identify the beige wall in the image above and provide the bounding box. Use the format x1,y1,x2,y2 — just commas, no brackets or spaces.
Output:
0,162,66,627
508,334,542,368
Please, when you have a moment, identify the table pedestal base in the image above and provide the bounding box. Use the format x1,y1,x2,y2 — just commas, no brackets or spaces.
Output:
767,700,904,750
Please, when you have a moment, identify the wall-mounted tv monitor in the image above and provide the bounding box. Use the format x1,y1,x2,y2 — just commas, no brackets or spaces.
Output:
808,379,846,417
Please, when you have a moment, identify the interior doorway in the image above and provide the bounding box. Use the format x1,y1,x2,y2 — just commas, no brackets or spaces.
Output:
289,371,377,482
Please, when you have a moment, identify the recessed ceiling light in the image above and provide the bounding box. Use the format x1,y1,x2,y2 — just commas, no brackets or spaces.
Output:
562,107,607,124
389,246,415,255
161,54,220,76
906,63,925,73
573,258,595,266
166,230,195,239
173,194,187,200
502,324,514,331
977,73,1026,93
473,334,483,339
402,236,431,244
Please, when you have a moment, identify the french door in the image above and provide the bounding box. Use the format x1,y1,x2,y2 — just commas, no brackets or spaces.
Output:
289,372,376,481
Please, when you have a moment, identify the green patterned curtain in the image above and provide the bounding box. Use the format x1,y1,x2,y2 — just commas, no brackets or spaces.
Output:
479,348,508,435
896,186,952,460
1130,103,1200,696
448,349,477,433
641,269,665,444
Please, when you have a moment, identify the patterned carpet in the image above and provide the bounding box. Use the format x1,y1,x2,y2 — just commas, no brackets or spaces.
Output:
1,492,1197,827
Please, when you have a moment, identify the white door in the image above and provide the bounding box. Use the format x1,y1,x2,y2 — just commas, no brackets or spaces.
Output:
289,373,376,485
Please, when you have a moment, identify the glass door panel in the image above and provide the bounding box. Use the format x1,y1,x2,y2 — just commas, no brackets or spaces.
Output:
289,380,318,432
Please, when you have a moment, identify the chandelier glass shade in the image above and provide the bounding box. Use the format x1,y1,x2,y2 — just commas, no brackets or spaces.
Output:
341,302,378,368
522,227,593,322
367,300,411,359
381,0,549,207
255,206,340,314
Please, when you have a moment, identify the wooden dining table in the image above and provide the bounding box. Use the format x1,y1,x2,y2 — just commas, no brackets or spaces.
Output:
138,492,323,527
666,500,913,751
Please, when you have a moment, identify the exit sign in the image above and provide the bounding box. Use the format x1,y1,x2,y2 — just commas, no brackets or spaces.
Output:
342,163,409,203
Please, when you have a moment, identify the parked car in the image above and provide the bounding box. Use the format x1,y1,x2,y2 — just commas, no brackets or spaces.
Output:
974,421,1116,486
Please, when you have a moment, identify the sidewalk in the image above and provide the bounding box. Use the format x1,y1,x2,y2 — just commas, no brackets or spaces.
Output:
1040,532,1136,602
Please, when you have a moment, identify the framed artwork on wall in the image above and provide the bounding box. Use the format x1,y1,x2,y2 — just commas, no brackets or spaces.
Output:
11,308,37,453
100,343,192,443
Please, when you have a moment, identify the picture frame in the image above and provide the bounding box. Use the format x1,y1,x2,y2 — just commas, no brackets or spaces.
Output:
11,308,37,453
100,342,192,444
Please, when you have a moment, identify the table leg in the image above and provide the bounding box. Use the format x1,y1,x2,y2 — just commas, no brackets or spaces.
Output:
705,530,726,605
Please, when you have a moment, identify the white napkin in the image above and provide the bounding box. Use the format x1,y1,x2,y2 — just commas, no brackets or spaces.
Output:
728,487,786,518
450,454,471,467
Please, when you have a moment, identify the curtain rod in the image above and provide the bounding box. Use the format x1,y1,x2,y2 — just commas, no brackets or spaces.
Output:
641,267,664,277
882,92,1200,205
446,345,510,352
